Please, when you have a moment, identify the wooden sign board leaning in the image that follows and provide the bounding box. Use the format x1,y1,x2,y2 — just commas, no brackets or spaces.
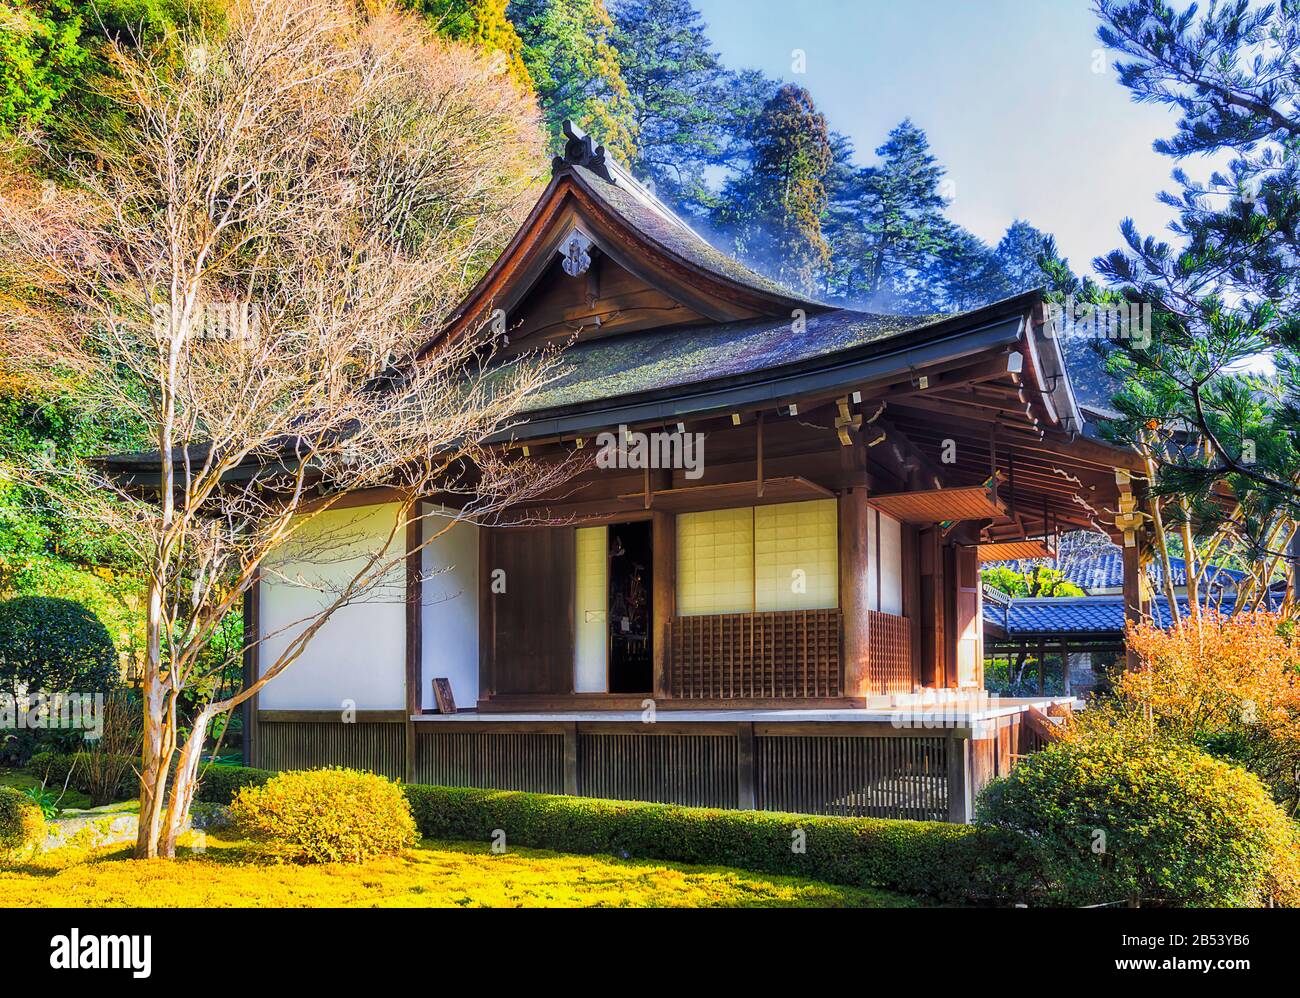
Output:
431,678,456,714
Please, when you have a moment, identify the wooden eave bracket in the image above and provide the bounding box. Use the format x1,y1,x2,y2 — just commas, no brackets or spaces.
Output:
1114,468,1146,547
835,396,862,446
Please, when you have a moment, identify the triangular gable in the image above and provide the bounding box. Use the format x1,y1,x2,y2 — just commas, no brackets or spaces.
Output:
426,122,823,354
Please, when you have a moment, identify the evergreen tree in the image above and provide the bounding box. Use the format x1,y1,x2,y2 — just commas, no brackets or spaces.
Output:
1092,0,1300,562
828,120,952,311
995,219,1051,293
711,83,832,293
606,0,732,214
922,228,1010,312
0,0,218,141
509,0,639,162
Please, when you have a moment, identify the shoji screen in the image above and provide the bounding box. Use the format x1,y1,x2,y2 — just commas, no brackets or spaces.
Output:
754,499,838,611
675,507,755,615
574,525,608,692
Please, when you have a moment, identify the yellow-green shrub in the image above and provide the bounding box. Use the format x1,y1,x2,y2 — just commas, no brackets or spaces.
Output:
0,786,46,864
229,768,417,864
978,733,1300,907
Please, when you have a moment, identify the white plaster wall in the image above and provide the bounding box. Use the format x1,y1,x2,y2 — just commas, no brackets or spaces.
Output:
878,512,903,615
865,509,904,616
258,502,406,711
420,509,480,710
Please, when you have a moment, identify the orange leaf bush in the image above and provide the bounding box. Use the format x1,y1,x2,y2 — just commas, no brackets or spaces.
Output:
1122,611,1300,739
1073,610,1300,813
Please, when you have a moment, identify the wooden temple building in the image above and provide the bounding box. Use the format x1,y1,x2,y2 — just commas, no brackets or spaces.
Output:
209,125,1157,821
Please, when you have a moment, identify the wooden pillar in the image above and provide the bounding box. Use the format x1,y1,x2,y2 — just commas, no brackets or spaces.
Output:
941,541,958,688
652,510,675,700
839,487,872,697
918,527,945,688
404,507,423,782
241,571,260,768
946,731,971,823
901,524,921,689
562,722,579,796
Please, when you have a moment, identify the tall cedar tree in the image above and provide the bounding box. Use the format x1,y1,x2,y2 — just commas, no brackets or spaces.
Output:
1093,0,1300,574
606,0,733,215
711,83,832,294
995,219,1053,294
508,0,638,162
827,120,953,311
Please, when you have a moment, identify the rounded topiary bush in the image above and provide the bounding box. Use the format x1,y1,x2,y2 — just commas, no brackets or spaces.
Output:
977,734,1300,907
229,768,418,863
0,596,118,697
0,786,46,864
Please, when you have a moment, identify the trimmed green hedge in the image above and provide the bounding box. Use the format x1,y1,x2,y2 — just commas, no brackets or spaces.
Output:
191,765,1030,902
404,784,1033,903
196,763,272,804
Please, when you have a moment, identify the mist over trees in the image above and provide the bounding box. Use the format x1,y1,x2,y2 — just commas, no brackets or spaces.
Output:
710,83,833,294
598,0,1073,312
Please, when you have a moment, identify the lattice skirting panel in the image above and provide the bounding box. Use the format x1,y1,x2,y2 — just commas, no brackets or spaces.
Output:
579,733,738,808
755,735,948,821
415,731,566,794
253,722,977,821
866,610,914,694
256,721,406,781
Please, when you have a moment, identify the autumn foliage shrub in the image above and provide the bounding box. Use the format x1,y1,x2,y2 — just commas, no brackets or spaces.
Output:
230,768,418,863
978,733,1300,907
1121,611,1300,735
0,786,45,865
1081,611,1300,811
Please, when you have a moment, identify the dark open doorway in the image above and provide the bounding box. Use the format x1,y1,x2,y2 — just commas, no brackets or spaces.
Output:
608,520,653,693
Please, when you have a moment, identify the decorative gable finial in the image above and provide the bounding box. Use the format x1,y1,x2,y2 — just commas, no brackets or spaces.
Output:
551,120,616,183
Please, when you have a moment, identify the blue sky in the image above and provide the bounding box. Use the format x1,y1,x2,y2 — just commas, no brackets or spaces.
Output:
693,0,1200,278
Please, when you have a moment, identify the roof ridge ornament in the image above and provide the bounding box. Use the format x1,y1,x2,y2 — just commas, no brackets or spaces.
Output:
559,227,593,277
552,120,616,183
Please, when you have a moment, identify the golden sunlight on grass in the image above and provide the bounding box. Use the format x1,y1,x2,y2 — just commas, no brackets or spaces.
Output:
0,835,922,908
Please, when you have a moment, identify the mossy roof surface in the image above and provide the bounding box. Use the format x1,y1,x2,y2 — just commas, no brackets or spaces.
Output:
520,307,945,413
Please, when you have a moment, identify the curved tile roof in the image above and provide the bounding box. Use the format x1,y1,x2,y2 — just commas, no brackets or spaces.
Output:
985,548,1245,594
983,591,1282,637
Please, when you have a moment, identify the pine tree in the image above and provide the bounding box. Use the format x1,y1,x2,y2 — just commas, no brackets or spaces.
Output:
711,83,832,293
1092,0,1300,568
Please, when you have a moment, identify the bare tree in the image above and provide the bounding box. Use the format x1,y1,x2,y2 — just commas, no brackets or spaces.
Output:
0,0,572,856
